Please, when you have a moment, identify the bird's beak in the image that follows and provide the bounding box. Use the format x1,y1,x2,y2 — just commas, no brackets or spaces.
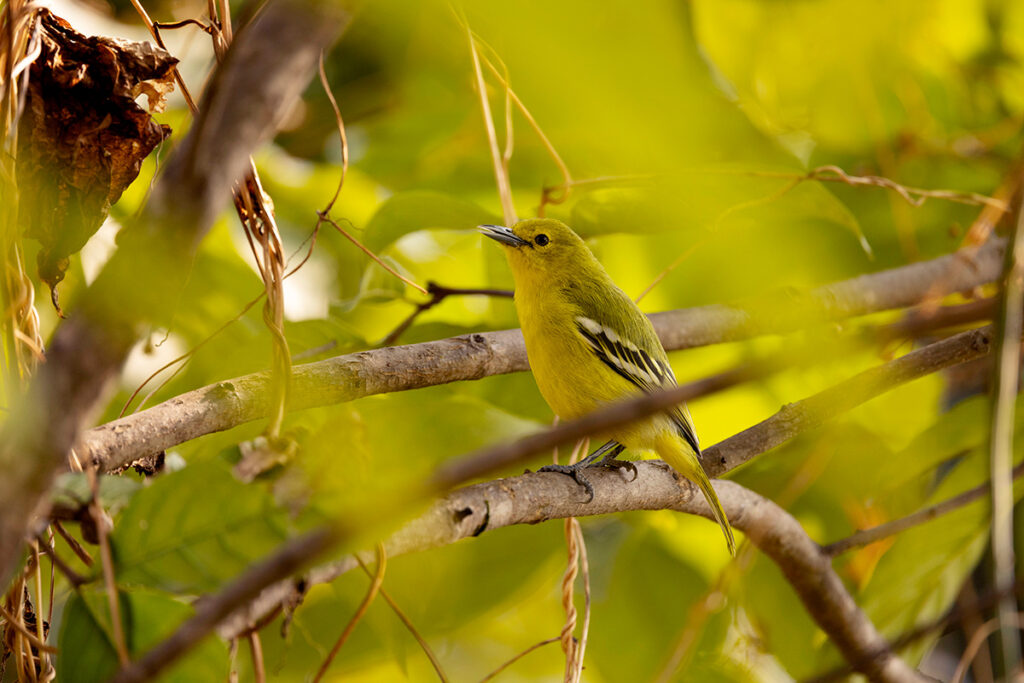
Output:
478,224,528,247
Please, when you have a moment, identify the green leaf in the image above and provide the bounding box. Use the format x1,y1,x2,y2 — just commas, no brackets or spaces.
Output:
111,459,292,593
858,448,992,664
567,168,864,249
299,385,541,517
587,525,719,681
52,473,141,514
57,588,227,683
257,522,563,678
362,191,499,254
878,396,989,508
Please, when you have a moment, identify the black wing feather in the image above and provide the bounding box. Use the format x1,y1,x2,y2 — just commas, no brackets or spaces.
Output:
574,317,701,454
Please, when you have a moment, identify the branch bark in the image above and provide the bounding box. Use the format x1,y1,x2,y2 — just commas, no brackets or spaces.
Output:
225,466,927,682
427,325,992,488
213,325,997,678
0,0,351,588
81,240,1005,473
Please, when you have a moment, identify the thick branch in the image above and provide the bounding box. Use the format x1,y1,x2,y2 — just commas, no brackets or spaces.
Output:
218,326,998,678
425,325,992,488
82,241,1005,473
704,325,993,477
0,0,351,587
224,467,925,682
130,322,1001,681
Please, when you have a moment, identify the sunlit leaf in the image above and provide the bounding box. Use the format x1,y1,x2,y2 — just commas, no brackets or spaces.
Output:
111,459,293,593
57,588,227,683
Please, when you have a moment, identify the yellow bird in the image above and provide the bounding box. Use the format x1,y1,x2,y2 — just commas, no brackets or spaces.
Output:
481,218,736,555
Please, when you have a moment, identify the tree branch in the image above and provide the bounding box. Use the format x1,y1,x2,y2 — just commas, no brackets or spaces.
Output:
426,325,992,488
81,241,1005,473
213,325,998,679
0,0,352,588
225,467,927,682
703,325,993,477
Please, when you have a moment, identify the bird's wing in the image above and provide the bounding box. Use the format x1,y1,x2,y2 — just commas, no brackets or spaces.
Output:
573,289,701,454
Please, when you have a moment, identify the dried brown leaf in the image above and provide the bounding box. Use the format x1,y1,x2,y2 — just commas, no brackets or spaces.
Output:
16,10,177,312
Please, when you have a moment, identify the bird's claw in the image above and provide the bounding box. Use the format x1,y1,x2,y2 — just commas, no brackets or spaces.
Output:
538,463,596,502
539,454,638,502
599,458,638,482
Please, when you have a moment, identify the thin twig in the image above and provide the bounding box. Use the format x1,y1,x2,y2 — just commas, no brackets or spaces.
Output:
956,582,995,683
635,238,707,303
462,17,516,225
740,165,1009,212
824,459,1024,556
45,529,54,626
319,214,428,295
381,283,512,347
312,544,386,682
51,520,91,566
89,468,129,667
247,631,265,683
572,520,591,683
34,535,85,588
987,189,1024,675
126,0,199,113
29,539,48,676
317,50,348,213
356,561,450,682
475,50,572,213
151,18,215,34
120,295,263,416
478,637,560,682
557,439,588,683
952,614,1024,683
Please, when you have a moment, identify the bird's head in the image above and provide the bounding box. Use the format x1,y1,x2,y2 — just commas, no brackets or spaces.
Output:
479,218,596,281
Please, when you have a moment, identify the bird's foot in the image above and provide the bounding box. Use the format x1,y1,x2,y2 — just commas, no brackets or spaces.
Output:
649,459,678,479
597,456,638,482
538,462,597,502
539,447,637,502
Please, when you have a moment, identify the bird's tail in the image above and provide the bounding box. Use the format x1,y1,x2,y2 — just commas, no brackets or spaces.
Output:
655,432,737,556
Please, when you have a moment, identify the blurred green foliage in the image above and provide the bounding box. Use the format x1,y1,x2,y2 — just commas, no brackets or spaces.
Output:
21,0,1024,680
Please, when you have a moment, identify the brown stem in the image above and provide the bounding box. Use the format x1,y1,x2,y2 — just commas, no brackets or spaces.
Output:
986,189,1024,673
805,580,1024,682
824,459,1024,557
381,282,513,347
312,544,385,682
0,0,353,588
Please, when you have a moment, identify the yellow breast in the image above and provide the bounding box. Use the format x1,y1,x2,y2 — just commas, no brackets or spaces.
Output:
514,285,668,453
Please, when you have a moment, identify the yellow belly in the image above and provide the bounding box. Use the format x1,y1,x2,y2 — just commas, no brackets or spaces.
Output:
518,296,668,452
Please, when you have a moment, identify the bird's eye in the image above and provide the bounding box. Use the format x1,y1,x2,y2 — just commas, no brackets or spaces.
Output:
535,234,550,247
